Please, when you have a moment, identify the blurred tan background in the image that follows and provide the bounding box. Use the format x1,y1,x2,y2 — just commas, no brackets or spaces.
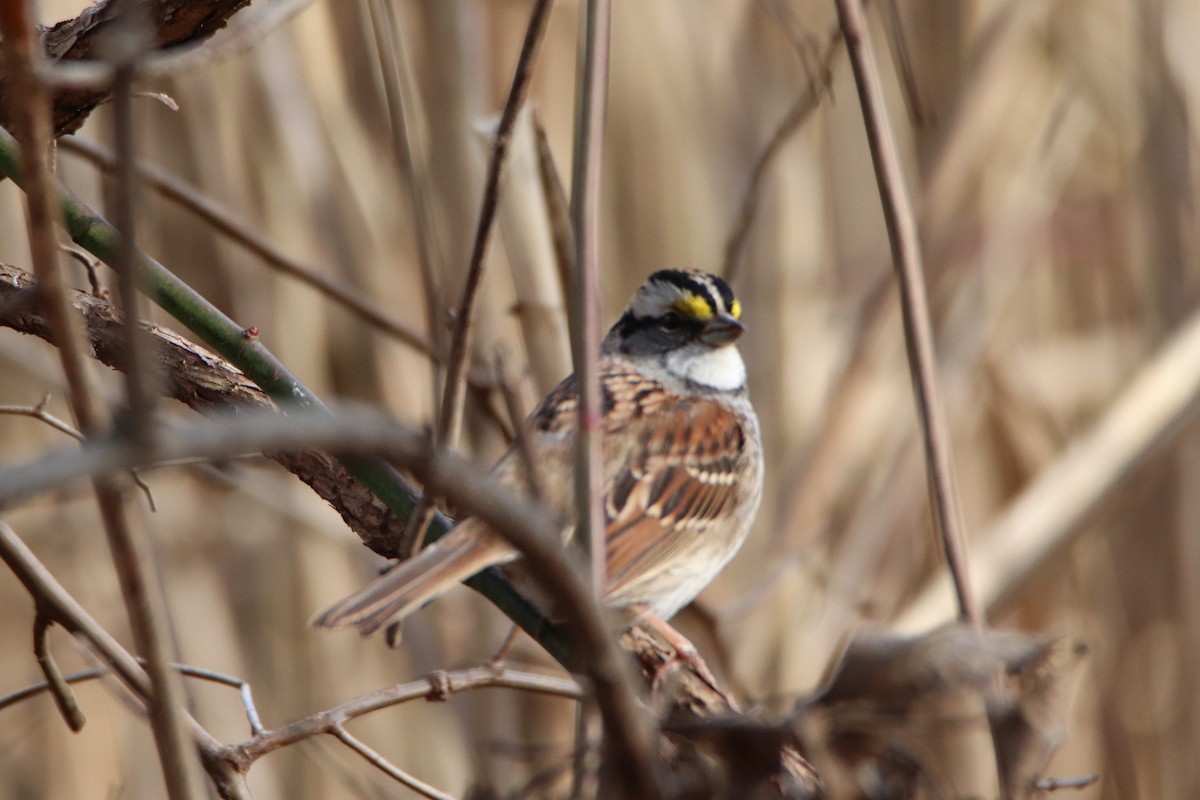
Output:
1,0,1198,797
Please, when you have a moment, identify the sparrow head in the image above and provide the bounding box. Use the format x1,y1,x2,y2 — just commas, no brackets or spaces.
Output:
605,270,744,354
604,270,747,392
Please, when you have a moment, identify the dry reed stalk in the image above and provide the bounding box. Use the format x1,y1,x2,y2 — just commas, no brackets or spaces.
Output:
497,106,572,394
898,299,1200,631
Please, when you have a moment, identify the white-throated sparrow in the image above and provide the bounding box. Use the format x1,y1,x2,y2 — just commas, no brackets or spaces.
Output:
315,270,762,639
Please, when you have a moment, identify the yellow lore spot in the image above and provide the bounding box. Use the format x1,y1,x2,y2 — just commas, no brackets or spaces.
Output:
674,293,713,319
730,298,742,319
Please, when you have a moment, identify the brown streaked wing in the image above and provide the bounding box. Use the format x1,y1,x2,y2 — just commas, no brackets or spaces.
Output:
600,392,747,600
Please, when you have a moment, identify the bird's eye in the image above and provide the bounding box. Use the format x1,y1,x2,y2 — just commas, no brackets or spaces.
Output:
659,312,684,331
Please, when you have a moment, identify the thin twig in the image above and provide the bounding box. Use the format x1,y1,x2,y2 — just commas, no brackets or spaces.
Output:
880,0,926,127
108,14,158,450
0,5,201,798
330,724,456,800
59,243,105,296
569,699,592,800
0,661,265,737
32,615,86,731
58,136,435,358
0,397,156,509
498,107,573,392
0,665,107,714
533,114,575,298
74,489,201,796
1035,774,1100,792
833,0,982,627
495,350,544,502
404,0,556,556
235,666,580,760
489,625,525,667
569,0,611,608
365,0,447,390
175,663,266,737
0,396,83,439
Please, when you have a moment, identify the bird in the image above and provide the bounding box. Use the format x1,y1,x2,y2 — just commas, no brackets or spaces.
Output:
314,269,762,655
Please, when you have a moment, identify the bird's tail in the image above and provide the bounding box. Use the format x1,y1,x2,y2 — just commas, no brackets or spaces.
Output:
312,521,513,635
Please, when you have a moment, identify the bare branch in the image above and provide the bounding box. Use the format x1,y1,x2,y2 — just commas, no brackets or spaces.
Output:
569,0,612,613
0,0,257,137
32,615,87,731
58,243,105,296
0,396,82,439
833,0,982,627
108,11,158,452
1036,774,1100,792
0,660,265,737
330,724,456,800
234,666,579,762
0,524,151,700
499,108,573,393
494,351,544,502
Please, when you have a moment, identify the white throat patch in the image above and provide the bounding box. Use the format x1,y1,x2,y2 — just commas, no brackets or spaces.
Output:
665,344,746,391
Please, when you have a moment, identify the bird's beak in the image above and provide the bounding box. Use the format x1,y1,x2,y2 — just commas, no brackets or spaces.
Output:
699,312,744,346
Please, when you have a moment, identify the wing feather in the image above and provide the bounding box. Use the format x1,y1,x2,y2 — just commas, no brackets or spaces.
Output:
517,360,754,610
596,374,750,605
